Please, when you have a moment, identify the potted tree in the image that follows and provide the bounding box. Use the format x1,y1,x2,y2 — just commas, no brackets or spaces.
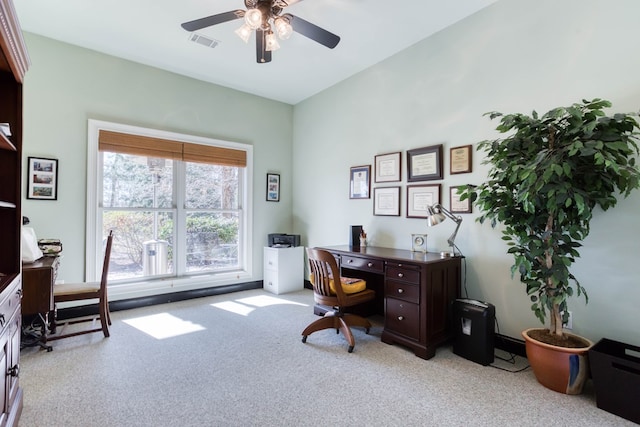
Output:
461,98,640,394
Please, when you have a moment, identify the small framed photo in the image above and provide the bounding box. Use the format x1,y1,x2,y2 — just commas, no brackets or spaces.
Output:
450,144,472,174
373,186,400,216
406,184,441,218
350,165,371,199
450,186,472,213
266,173,280,202
407,144,443,182
374,151,401,183
27,156,58,200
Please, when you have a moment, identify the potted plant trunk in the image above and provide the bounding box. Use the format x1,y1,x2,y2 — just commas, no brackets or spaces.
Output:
462,99,640,394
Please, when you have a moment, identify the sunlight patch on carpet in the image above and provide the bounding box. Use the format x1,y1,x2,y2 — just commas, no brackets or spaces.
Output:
210,301,255,316
123,313,205,339
211,294,308,316
236,295,308,308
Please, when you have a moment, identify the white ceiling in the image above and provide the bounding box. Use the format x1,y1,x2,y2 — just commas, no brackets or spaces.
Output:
13,0,497,105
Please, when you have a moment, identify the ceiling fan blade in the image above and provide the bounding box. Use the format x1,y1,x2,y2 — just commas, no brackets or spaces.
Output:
286,14,340,49
256,29,272,64
181,10,245,32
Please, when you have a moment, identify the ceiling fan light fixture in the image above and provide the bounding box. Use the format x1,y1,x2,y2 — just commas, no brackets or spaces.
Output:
235,23,252,43
265,30,280,51
244,8,262,29
274,17,293,40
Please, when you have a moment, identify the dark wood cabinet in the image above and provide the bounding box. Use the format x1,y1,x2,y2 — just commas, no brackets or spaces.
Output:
320,246,461,360
0,0,29,425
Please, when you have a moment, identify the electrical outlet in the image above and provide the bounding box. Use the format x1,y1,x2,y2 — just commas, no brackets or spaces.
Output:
564,311,573,330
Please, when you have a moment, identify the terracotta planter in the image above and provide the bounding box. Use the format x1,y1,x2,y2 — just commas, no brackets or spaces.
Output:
522,328,593,395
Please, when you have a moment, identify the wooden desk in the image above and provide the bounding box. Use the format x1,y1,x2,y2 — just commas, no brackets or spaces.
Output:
319,246,462,360
21,257,59,350
22,257,59,317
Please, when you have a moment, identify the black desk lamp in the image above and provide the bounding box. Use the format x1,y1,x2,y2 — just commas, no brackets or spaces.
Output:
426,204,462,257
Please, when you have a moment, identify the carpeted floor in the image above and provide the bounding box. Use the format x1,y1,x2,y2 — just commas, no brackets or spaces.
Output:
18,288,634,426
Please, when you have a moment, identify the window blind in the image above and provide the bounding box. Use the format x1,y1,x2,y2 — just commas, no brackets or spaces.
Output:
98,130,247,167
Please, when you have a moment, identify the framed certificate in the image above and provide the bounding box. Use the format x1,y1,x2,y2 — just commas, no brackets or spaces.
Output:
374,151,401,183
407,144,443,182
406,184,441,218
373,186,400,216
450,145,472,174
350,165,371,199
450,185,472,213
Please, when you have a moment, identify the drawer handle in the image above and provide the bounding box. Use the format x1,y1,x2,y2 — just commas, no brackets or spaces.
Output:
16,289,23,297
268,261,273,266
397,288,404,294
367,262,373,267
7,364,19,378
397,316,404,321
397,273,404,278
0,314,5,327
348,259,353,264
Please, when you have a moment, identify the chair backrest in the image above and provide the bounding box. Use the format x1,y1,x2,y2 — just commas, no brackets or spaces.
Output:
306,247,347,304
100,230,114,293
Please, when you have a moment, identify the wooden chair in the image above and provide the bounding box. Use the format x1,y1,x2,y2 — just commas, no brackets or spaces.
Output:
302,247,375,353
49,230,114,341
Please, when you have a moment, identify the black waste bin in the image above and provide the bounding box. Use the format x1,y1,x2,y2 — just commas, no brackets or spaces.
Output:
589,338,640,424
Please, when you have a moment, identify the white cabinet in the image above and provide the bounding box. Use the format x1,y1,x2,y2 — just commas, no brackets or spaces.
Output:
263,246,304,294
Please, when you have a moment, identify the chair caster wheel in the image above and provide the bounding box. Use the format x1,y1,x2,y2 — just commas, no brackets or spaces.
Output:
302,336,307,343
348,346,354,353
365,328,370,334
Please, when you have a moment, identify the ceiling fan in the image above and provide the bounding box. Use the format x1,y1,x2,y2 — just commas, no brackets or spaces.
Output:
181,0,341,64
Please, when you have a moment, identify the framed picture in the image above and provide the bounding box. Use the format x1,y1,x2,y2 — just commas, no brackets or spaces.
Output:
350,165,371,199
406,184,441,218
407,144,443,181
450,186,472,213
450,144,472,174
266,173,280,202
27,156,58,200
374,151,401,183
373,186,400,216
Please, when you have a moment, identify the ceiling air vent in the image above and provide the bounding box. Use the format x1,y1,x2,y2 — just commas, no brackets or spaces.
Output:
188,33,220,48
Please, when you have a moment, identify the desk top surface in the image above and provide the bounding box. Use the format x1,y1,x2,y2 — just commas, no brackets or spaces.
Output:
22,256,59,269
318,245,461,265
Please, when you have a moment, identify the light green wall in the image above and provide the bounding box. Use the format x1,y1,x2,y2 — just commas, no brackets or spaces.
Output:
21,33,294,285
293,0,640,344
21,0,640,345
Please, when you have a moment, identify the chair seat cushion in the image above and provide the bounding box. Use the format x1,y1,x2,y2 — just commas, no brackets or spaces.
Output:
54,281,100,296
309,274,366,295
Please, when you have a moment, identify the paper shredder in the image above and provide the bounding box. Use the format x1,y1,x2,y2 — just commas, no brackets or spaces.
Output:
452,298,495,366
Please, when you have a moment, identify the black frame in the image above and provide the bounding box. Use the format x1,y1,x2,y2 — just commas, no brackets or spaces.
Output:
27,156,58,200
266,173,280,202
407,144,443,182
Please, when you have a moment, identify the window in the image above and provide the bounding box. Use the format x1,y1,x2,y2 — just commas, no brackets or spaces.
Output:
87,120,253,296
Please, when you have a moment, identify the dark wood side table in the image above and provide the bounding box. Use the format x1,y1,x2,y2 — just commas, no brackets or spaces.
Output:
21,256,59,350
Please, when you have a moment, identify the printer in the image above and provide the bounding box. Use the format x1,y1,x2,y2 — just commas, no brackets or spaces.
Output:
268,233,300,248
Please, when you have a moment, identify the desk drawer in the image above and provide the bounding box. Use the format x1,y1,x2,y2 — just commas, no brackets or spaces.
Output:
385,281,419,304
385,297,419,341
340,255,383,274
386,265,420,284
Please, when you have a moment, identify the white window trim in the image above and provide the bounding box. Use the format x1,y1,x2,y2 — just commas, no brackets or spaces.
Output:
87,119,253,301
